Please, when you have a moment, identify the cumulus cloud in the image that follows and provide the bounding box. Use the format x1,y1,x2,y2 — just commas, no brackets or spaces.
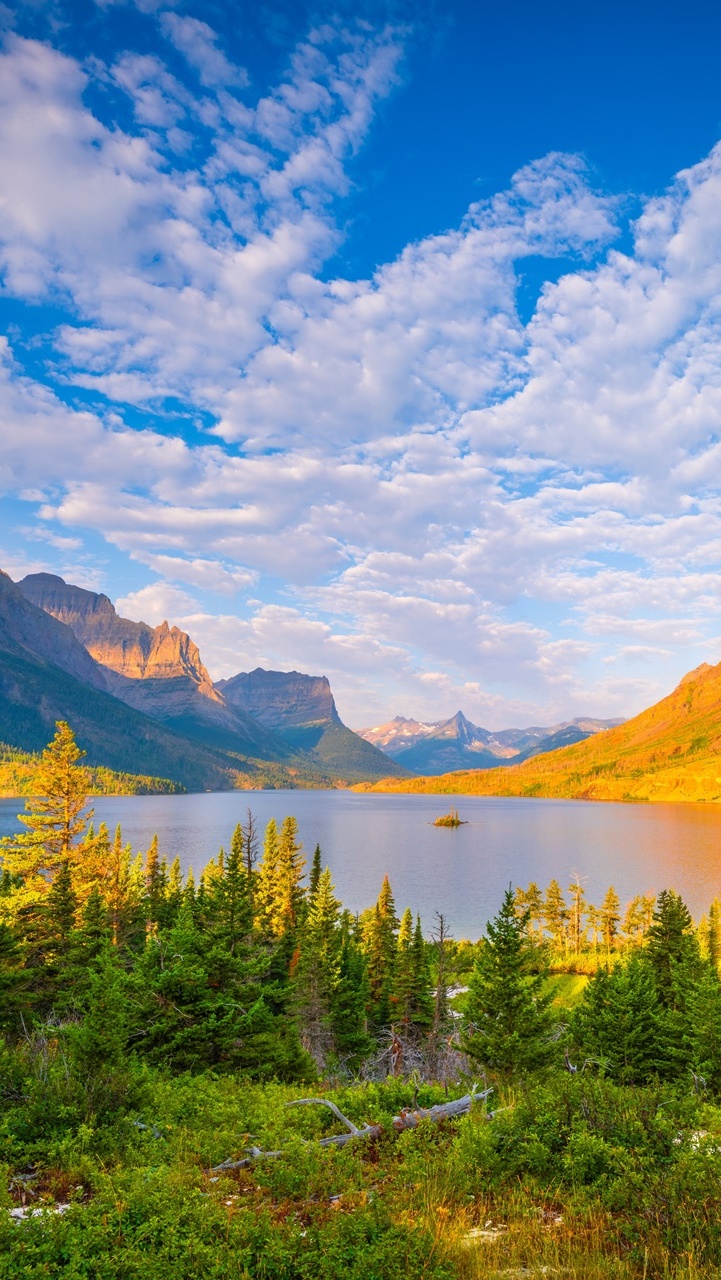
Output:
2,10,721,725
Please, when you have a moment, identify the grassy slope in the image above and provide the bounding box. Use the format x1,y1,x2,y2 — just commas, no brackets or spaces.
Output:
355,661,721,802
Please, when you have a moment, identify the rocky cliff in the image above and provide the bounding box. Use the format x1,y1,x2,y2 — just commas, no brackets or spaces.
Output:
217,668,339,731
218,667,408,781
17,574,286,754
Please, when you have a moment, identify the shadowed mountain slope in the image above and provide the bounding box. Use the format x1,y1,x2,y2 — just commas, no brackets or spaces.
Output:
18,574,295,762
218,668,409,782
355,662,721,802
0,572,273,790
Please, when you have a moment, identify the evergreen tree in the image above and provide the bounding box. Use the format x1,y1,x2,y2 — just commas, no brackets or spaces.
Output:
332,925,373,1068
542,879,568,952
646,890,700,1008
0,722,91,907
362,875,399,1027
254,819,281,936
463,887,555,1073
294,866,342,1067
686,959,721,1093
44,859,78,959
144,835,167,931
309,844,322,902
430,912,450,1038
567,875,587,952
392,907,415,1025
571,953,668,1084
600,886,621,957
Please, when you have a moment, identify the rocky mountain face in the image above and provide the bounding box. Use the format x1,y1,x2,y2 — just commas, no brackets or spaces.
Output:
219,667,407,781
0,571,108,692
0,572,261,790
357,709,624,776
11,571,404,785
17,574,287,756
218,669,339,732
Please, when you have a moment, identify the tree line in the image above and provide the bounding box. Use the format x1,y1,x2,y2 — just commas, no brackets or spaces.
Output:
1,721,721,1100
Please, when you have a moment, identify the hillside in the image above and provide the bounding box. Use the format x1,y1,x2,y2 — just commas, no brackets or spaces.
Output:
357,710,622,774
218,668,409,783
355,661,721,801
0,743,183,796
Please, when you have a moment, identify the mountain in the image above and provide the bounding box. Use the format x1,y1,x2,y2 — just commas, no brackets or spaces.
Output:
355,661,721,802
18,574,295,762
218,668,408,783
356,710,621,775
0,570,270,790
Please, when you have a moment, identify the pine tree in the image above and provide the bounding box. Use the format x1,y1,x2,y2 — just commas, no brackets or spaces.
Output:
571,952,667,1084
463,887,555,1073
332,924,373,1067
254,818,281,936
600,886,621,957
392,908,415,1025
44,859,78,959
362,875,399,1027
430,912,450,1038
309,844,322,902
0,722,91,906
542,879,568,952
144,835,167,931
646,890,700,1008
294,866,342,1067
567,874,587,953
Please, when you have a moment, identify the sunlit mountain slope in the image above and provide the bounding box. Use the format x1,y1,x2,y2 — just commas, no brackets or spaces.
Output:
355,662,721,802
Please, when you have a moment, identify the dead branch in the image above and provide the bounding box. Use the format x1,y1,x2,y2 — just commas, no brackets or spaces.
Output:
210,1087,492,1171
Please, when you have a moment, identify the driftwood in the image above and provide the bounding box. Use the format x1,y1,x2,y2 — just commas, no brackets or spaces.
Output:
211,1088,492,1172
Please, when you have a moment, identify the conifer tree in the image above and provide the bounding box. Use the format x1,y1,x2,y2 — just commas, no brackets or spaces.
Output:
332,925,373,1067
362,875,399,1027
430,913,450,1038
463,887,555,1073
600,886,621,957
542,879,568,952
294,866,342,1067
571,952,667,1084
567,874,587,953
0,722,91,906
392,908,415,1025
144,835,169,931
254,818,281,936
44,859,78,959
309,844,322,902
646,889,700,1008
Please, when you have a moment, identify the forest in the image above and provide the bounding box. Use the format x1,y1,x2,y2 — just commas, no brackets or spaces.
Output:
2,723,721,1278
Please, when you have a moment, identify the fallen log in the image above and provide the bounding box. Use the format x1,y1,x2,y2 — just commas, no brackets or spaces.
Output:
210,1087,493,1172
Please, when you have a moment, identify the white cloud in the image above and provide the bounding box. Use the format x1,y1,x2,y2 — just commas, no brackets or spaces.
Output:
2,15,721,727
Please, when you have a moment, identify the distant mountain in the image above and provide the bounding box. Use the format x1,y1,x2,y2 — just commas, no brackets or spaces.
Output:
11,571,404,787
356,662,721,803
356,710,622,775
218,668,408,783
19,575,298,763
0,571,266,790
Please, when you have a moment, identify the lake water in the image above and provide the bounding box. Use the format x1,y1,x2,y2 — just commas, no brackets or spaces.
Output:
2,791,721,938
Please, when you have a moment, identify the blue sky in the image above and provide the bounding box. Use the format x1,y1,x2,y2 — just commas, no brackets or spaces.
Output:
2,0,721,729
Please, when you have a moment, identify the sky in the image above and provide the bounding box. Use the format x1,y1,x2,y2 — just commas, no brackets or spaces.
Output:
2,0,721,730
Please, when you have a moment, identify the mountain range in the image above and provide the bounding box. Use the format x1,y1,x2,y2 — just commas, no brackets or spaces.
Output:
356,710,623,775
356,661,721,803
0,571,406,790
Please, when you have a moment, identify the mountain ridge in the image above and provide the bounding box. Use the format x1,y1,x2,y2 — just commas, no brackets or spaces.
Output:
357,709,623,775
354,661,721,802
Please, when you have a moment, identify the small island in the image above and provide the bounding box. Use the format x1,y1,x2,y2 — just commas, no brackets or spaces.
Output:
433,806,466,827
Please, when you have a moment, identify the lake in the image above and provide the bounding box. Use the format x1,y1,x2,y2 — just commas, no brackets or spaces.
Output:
2,791,721,938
